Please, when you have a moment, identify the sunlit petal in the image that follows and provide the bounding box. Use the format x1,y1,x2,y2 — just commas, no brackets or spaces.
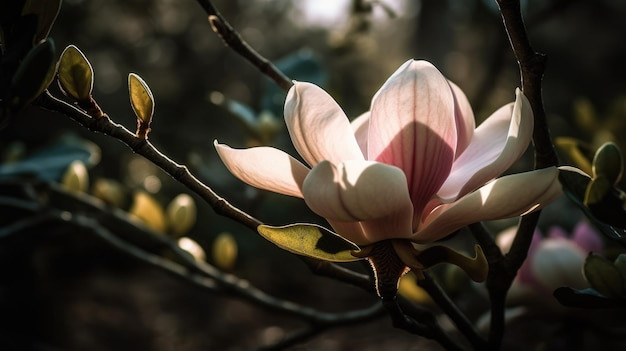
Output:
413,167,562,243
437,89,533,202
284,82,364,166
351,111,370,158
367,59,457,217
327,220,368,247
214,141,309,198
302,160,414,244
449,81,475,156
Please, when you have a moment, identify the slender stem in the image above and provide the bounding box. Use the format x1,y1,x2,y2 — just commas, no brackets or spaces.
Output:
258,303,387,351
496,0,557,169
196,0,293,91
419,273,487,350
37,91,263,231
488,1,560,349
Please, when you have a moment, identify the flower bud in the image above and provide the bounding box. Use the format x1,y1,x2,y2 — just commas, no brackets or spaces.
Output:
166,194,197,237
592,142,623,185
178,237,206,262
212,232,238,271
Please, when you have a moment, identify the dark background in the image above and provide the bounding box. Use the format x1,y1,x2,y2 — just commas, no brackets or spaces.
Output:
1,0,626,350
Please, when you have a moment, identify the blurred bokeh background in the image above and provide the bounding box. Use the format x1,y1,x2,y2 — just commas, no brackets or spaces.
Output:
2,0,626,350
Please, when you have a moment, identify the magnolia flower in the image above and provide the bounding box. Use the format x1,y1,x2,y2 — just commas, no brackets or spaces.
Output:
497,221,604,304
215,59,561,246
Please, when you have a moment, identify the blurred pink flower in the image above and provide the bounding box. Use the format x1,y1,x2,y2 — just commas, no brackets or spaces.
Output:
498,221,604,303
215,59,561,246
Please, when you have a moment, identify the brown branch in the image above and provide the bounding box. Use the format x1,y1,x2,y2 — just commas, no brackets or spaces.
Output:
37,91,263,231
496,0,557,169
484,1,560,349
196,0,293,91
419,272,487,350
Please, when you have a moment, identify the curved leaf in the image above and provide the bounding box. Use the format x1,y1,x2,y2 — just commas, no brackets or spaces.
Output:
57,45,93,100
128,73,154,124
554,287,625,309
559,167,626,243
21,0,62,43
10,38,56,110
584,253,626,299
592,142,623,185
257,223,361,262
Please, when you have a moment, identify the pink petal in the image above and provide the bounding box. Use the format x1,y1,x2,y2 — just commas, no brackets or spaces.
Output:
302,160,414,245
437,89,533,202
351,111,370,158
214,141,309,198
367,60,458,219
413,167,562,243
284,82,364,166
572,221,603,253
449,81,475,156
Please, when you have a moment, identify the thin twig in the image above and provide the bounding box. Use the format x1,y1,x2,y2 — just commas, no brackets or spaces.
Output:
9,200,382,325
258,302,388,351
37,91,263,231
419,273,487,350
195,0,293,91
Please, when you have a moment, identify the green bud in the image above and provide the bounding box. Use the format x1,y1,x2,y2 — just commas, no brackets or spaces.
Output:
166,194,197,237
584,253,626,299
212,232,238,271
178,237,206,262
592,142,623,185
57,45,94,101
61,160,89,193
10,38,56,111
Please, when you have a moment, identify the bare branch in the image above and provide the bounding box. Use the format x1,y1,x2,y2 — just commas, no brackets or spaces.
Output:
196,0,293,91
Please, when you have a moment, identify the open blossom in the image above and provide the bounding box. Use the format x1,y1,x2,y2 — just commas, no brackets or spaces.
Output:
215,59,561,246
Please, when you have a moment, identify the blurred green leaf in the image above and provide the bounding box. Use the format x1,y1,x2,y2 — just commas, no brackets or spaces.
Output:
10,38,56,111
0,138,100,181
555,137,593,176
21,0,61,43
584,176,612,205
584,253,626,299
261,49,327,116
257,224,361,262
554,287,624,309
614,254,626,293
57,45,93,101
128,73,154,124
592,142,623,185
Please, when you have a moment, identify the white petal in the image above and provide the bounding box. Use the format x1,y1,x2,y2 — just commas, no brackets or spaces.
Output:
437,89,533,202
413,167,562,243
531,239,587,290
214,141,309,198
284,82,364,166
449,81,475,156
351,111,370,158
302,160,414,244
326,220,368,247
